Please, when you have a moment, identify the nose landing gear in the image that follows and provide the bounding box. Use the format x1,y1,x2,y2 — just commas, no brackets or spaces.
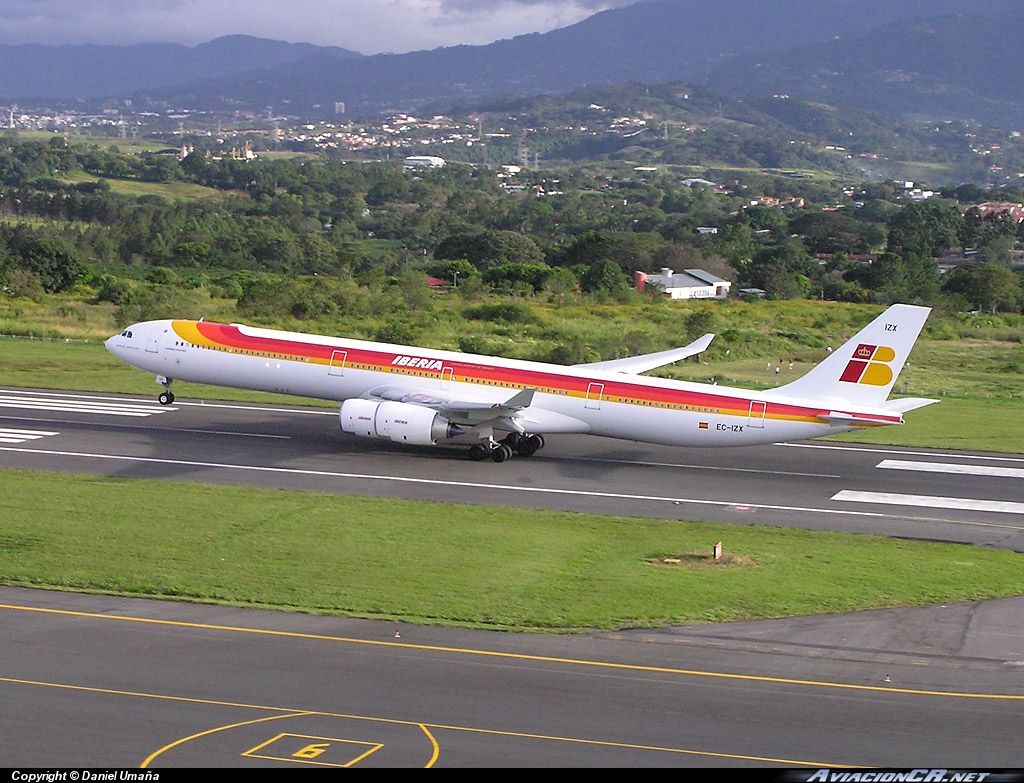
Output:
156,376,175,405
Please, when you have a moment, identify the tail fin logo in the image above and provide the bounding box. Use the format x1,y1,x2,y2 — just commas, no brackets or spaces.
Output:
839,344,897,386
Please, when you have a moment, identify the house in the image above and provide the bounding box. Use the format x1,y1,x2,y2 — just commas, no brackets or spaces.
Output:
974,202,1024,223
635,268,731,300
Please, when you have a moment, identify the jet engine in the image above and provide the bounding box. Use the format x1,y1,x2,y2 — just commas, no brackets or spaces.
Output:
340,399,461,446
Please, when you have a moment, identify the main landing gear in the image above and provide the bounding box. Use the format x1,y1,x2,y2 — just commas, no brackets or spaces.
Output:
467,433,545,463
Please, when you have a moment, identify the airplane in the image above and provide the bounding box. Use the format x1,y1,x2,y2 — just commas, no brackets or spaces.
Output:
105,303,935,463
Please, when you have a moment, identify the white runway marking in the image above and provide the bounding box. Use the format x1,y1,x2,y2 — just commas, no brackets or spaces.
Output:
0,388,334,416
0,392,173,417
576,456,839,479
0,415,289,440
877,460,1024,480
780,442,1024,464
833,490,1024,515
0,428,59,444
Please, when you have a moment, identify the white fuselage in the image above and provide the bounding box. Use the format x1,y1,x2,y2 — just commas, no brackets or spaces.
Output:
105,319,903,450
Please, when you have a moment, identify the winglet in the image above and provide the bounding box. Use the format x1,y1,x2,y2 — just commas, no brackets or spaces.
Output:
496,387,535,410
575,333,715,374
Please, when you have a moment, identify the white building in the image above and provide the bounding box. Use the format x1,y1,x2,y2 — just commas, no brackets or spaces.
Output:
635,268,731,300
403,155,446,168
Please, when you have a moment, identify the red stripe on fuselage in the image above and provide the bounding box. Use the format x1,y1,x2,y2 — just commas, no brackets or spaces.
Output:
186,321,899,425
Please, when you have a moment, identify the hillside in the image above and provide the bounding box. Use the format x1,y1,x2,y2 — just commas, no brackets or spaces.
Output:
408,81,1022,185
707,8,1024,129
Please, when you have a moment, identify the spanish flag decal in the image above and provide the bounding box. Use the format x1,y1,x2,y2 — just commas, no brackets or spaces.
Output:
839,344,897,386
698,422,709,429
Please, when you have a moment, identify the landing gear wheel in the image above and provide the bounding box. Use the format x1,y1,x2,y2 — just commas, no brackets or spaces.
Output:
516,434,544,457
468,444,489,461
158,391,175,405
501,432,525,449
490,444,513,463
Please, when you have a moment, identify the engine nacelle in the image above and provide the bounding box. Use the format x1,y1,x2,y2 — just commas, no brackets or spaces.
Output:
340,399,458,446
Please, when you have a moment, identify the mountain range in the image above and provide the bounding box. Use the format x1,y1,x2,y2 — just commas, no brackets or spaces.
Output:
0,35,359,100
706,8,1024,128
3,0,1024,128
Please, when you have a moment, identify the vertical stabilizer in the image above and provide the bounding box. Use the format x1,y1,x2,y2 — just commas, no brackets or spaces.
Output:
768,304,930,407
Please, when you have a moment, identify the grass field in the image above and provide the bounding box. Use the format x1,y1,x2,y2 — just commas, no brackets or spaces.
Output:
10,132,170,154
1,470,1021,630
59,169,237,201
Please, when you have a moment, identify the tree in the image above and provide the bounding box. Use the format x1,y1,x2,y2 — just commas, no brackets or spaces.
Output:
426,258,477,283
483,262,553,293
789,211,876,255
844,252,939,304
580,259,630,294
364,168,411,206
551,230,666,274
941,263,1021,313
962,207,1017,252
746,242,814,293
886,201,964,260
741,205,789,239
0,226,80,293
434,230,543,271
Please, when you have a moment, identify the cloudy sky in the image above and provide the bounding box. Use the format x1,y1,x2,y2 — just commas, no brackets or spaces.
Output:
0,0,641,53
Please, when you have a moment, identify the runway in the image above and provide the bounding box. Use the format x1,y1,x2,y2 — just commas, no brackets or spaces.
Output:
2,387,1024,766
1,387,1023,550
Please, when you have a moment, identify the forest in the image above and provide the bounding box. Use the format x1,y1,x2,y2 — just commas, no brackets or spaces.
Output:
1,135,1022,365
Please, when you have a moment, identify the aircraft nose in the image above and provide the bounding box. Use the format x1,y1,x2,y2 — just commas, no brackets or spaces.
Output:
105,327,135,358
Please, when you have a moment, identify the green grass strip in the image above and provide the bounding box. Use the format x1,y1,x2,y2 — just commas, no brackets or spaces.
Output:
1,469,1021,631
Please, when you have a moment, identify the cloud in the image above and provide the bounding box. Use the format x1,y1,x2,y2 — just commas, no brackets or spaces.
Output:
0,0,639,52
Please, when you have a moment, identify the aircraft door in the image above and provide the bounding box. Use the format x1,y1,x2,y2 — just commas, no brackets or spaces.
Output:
441,366,454,390
145,325,164,353
328,350,348,377
748,400,766,428
585,382,604,410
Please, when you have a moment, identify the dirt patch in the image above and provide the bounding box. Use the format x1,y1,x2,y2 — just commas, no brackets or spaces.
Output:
646,552,754,568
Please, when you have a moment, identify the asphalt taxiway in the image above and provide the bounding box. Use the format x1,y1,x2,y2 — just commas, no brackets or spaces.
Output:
3,586,1023,767
1,387,1023,766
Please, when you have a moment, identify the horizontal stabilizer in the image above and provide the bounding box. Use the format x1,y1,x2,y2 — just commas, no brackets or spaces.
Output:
882,398,939,414
816,410,901,426
576,333,714,374
884,397,937,415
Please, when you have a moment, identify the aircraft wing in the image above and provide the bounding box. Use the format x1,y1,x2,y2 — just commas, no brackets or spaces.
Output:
575,333,714,374
366,385,589,434
437,387,535,424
